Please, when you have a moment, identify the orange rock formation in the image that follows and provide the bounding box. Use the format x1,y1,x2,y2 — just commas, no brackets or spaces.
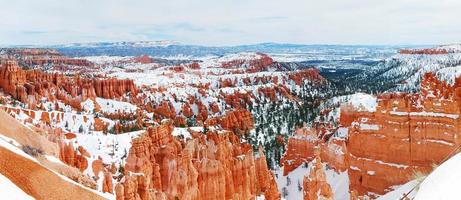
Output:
0,60,138,109
344,72,461,197
282,72,461,198
116,121,280,200
303,150,334,200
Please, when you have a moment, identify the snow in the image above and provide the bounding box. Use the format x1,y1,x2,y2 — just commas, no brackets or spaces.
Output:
0,173,34,200
275,163,349,200
0,135,112,199
350,154,409,169
199,52,263,68
171,128,192,141
0,134,38,163
255,195,265,200
80,56,131,64
377,180,419,200
81,99,95,113
436,44,461,53
358,123,380,131
335,127,349,138
390,111,459,119
50,167,115,200
70,130,144,177
415,152,461,200
382,52,461,92
292,133,318,142
45,155,65,165
436,65,461,85
325,167,350,200
425,139,454,146
0,134,21,146
64,40,179,48
96,98,138,114
275,165,309,200
349,93,377,112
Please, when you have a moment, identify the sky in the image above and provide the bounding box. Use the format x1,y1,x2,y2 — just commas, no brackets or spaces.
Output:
0,0,460,46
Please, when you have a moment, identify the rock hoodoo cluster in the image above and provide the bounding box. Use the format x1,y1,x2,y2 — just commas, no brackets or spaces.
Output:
281,127,348,176
0,48,95,72
303,149,333,200
0,60,137,110
115,121,280,200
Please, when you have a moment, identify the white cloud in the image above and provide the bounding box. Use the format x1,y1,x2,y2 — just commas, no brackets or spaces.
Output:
0,0,460,46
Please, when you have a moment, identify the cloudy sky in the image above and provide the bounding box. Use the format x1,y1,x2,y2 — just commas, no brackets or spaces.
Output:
0,0,460,46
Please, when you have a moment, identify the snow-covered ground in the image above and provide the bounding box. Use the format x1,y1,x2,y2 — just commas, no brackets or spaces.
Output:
0,134,38,163
415,152,461,200
436,65,461,85
275,165,308,200
378,152,461,200
95,98,138,114
275,162,349,200
0,133,114,199
349,93,377,112
69,130,144,177
378,52,461,92
0,173,34,200
377,180,419,200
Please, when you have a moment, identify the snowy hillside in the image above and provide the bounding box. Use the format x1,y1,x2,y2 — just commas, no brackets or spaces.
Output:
275,163,349,200
0,173,34,200
415,152,461,200
357,46,461,92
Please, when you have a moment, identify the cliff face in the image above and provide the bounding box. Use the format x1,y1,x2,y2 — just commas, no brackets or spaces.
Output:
280,128,348,176
0,60,137,109
0,48,96,73
281,128,319,176
116,121,280,200
281,72,461,198
343,72,461,197
399,49,449,55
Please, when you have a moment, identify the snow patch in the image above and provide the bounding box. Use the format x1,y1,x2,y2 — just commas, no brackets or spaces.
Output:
349,93,377,112
0,173,34,200
415,152,461,200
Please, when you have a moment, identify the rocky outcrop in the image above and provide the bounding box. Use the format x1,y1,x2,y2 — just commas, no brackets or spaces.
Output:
343,72,461,197
281,127,348,176
1,48,94,68
218,109,255,133
128,55,153,64
282,72,461,198
281,128,319,176
58,141,89,172
0,48,98,76
303,150,333,200
399,48,449,55
0,60,138,109
220,53,273,73
116,121,280,200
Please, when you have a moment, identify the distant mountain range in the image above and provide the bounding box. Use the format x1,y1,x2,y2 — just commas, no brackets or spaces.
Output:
6,41,422,57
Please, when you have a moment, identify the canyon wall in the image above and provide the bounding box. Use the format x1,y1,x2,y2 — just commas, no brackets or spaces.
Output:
0,60,137,109
282,72,461,198
343,72,461,197
281,127,348,176
399,48,449,55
